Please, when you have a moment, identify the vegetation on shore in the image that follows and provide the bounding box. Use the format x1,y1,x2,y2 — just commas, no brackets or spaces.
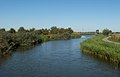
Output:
80,34,120,65
0,26,81,56
109,34,120,43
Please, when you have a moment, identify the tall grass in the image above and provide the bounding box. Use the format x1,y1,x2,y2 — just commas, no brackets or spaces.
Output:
109,34,120,42
80,35,120,64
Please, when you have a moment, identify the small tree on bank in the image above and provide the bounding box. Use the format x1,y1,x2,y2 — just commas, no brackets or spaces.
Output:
18,27,26,33
9,28,16,33
102,28,112,35
0,28,5,32
96,29,99,34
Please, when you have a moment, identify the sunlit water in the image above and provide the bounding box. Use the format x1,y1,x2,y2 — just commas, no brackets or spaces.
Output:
0,35,120,77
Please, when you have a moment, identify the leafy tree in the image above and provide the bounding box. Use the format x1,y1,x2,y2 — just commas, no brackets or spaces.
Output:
96,29,99,34
109,30,112,34
67,28,73,34
102,28,111,35
29,28,35,32
43,28,49,35
9,28,16,33
18,27,26,33
34,29,42,35
50,26,58,34
16,32,42,45
0,28,5,32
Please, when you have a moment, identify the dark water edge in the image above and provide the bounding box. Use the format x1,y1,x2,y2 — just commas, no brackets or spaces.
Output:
0,35,120,77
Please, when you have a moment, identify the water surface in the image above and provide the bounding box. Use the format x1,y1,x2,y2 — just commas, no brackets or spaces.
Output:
0,35,120,77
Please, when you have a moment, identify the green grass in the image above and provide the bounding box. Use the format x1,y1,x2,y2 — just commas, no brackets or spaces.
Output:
80,35,120,64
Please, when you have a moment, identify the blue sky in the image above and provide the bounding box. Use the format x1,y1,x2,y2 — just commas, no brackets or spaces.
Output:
0,0,120,32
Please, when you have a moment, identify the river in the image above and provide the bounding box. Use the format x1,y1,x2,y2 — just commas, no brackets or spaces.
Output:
0,35,120,77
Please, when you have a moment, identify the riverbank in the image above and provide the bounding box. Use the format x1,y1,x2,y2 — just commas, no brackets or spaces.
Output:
80,35,120,65
0,27,81,56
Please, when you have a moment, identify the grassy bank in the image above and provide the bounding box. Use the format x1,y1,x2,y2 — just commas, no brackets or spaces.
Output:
80,35,120,65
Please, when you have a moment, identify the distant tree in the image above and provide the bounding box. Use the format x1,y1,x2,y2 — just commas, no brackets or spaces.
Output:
29,28,35,32
18,27,26,33
9,28,16,33
102,28,111,35
109,30,112,34
34,29,42,35
50,26,58,34
44,28,49,35
0,28,5,32
67,28,73,34
58,28,64,34
96,29,99,34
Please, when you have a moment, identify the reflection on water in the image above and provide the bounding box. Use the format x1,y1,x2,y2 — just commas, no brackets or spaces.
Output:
16,45,37,52
0,35,120,77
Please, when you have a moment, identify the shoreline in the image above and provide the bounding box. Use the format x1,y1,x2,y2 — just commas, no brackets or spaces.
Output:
81,48,120,66
80,35,120,66
0,35,81,57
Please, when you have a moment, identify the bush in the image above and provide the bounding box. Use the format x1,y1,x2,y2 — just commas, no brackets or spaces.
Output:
15,32,42,45
71,33,81,38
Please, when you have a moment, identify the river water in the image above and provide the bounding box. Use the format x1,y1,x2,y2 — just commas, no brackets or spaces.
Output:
0,35,120,77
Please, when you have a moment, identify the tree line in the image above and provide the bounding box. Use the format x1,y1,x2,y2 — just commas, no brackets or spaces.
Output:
0,26,81,56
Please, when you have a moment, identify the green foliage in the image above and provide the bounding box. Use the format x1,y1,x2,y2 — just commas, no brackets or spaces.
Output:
96,29,99,34
80,35,120,63
9,28,16,33
18,26,26,33
0,31,19,55
50,33,71,40
71,33,81,38
29,28,35,32
39,35,50,42
50,26,73,34
102,28,111,35
0,26,80,56
41,28,49,35
15,32,42,45
50,26,58,34
0,28,5,32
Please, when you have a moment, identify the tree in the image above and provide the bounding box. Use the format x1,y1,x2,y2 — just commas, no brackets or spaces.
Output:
29,28,35,32
43,28,49,35
102,28,111,35
50,26,58,34
96,29,99,34
67,28,73,34
0,28,5,32
9,28,16,33
18,27,26,33
109,30,112,34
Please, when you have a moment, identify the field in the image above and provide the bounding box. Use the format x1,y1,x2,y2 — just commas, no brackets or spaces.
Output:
80,35,120,65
